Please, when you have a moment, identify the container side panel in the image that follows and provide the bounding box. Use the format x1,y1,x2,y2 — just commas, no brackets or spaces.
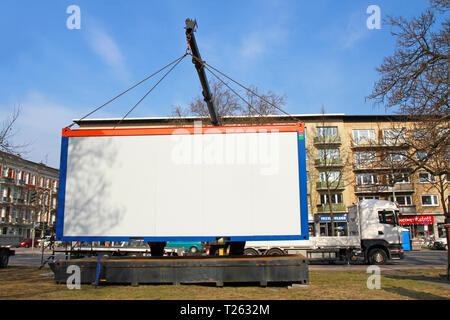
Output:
61,131,304,240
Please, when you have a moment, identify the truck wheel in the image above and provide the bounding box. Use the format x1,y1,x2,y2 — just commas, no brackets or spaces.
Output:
243,248,259,256
368,248,388,265
265,248,285,256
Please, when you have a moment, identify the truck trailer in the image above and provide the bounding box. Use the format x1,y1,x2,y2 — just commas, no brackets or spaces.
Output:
244,200,404,265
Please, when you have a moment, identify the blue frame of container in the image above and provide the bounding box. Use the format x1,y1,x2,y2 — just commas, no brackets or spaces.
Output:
56,123,309,242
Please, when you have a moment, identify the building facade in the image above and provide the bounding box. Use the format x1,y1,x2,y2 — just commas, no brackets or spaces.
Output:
303,115,448,241
74,114,449,241
0,151,59,239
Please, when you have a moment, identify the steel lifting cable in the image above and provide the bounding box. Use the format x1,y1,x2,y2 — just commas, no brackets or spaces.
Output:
188,53,300,122
203,64,264,117
66,53,188,128
113,53,188,128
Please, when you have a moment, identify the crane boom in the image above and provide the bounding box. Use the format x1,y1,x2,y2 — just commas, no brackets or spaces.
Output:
185,18,222,126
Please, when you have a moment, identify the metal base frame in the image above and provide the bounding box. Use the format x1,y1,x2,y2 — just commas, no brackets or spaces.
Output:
49,255,309,287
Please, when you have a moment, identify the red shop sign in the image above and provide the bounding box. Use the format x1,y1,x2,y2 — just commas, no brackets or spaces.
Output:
399,215,434,225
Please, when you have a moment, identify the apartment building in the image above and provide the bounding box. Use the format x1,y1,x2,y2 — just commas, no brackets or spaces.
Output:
73,114,448,241
0,151,59,239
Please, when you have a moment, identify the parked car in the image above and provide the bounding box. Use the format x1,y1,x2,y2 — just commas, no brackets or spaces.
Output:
20,239,40,248
433,238,448,250
166,241,204,255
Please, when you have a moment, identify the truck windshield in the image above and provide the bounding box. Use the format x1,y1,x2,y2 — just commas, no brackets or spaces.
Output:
378,210,398,226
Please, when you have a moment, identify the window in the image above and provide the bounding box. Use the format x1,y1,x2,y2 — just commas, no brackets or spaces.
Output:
386,150,407,162
356,173,378,185
320,171,341,183
439,127,449,137
389,173,410,184
318,149,340,159
413,128,431,140
320,194,343,204
359,196,380,201
354,151,376,165
316,126,338,137
353,129,375,144
383,128,405,144
421,195,439,206
378,210,397,225
416,151,427,161
389,195,412,206
419,172,435,183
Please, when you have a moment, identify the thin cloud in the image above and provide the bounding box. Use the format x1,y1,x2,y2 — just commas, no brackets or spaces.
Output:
1,91,78,168
86,26,131,82
338,11,370,50
240,33,265,58
239,27,289,60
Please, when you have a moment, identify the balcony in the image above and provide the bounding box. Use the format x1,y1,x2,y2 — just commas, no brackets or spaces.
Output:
314,158,343,168
314,136,341,146
351,139,407,149
354,183,415,194
0,177,14,184
353,156,412,171
316,181,345,190
16,180,26,187
316,203,347,213
1,197,11,203
353,163,411,172
13,199,26,205
398,205,416,214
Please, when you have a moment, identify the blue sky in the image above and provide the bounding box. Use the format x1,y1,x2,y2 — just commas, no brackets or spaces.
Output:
0,0,432,168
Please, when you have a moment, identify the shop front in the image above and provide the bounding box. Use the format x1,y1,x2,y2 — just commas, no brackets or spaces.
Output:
399,215,434,239
318,215,347,237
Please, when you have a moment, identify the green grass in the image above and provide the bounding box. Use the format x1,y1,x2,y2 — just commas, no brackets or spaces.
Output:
0,267,449,300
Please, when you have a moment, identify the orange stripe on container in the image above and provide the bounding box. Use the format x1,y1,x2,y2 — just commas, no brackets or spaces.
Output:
62,123,305,137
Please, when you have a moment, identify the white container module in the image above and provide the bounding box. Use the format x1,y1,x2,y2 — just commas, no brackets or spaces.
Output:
56,123,308,242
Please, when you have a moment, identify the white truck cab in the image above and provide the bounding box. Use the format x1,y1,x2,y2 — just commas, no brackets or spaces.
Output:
244,200,404,265
348,200,404,264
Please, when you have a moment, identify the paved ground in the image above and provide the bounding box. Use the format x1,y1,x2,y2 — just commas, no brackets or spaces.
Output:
310,250,448,270
8,247,448,269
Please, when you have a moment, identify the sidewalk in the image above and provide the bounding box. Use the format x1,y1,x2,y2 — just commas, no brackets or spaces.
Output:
13,247,54,255
309,264,447,271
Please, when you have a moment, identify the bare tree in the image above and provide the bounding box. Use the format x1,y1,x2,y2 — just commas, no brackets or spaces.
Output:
172,78,286,124
375,117,449,274
351,122,414,203
367,0,450,278
367,1,449,117
310,108,353,237
0,107,29,156
402,120,449,218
